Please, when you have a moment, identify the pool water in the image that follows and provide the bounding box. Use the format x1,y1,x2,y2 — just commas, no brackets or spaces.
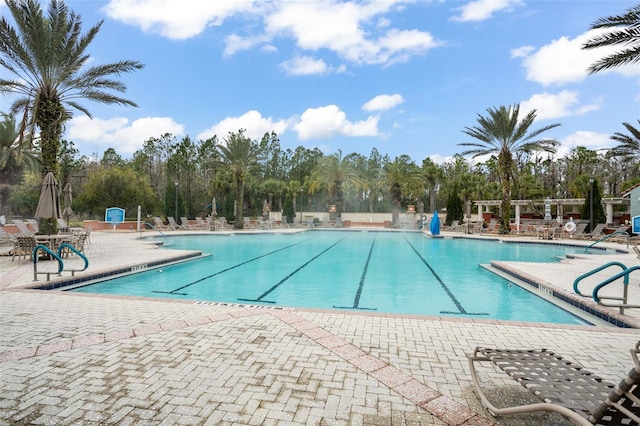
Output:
71,231,592,325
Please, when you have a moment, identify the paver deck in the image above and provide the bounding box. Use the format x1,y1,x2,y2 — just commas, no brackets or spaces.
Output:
0,229,638,425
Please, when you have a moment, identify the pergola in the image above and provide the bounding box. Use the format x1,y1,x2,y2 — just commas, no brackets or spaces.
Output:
473,198,630,231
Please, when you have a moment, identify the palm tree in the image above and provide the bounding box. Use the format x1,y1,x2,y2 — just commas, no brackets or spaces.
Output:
308,150,362,218
380,156,424,227
217,130,262,229
610,120,640,161
582,4,640,74
0,0,143,177
459,105,560,234
0,112,39,215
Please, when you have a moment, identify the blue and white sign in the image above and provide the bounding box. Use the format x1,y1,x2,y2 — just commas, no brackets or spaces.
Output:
105,207,125,225
633,215,640,234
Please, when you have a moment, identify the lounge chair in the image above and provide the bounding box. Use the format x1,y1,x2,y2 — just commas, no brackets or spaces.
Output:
153,217,169,231
26,219,39,233
579,223,606,240
468,342,640,425
167,216,182,230
180,217,195,230
12,219,33,235
568,222,588,239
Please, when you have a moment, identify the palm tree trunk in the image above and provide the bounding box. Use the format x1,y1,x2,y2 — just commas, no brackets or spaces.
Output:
37,98,64,235
498,151,512,234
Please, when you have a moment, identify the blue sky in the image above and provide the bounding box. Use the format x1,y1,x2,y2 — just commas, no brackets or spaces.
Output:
1,0,639,163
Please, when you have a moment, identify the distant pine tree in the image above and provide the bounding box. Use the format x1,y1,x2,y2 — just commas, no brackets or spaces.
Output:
446,191,464,226
283,195,294,224
581,179,606,232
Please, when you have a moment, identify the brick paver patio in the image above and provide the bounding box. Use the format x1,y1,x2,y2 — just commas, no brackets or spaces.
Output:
1,230,638,425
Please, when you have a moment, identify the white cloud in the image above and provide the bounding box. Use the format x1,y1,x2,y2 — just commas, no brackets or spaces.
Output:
451,0,523,22
513,29,640,86
280,56,329,76
557,130,613,158
103,0,440,68
293,105,379,140
102,0,257,40
197,110,290,142
223,33,271,57
67,116,184,155
520,90,600,121
264,1,439,66
363,94,404,111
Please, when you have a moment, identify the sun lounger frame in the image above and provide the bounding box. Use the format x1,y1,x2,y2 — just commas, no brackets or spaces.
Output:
468,344,640,425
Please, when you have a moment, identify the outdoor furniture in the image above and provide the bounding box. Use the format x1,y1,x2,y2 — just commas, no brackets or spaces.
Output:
180,217,195,230
12,219,33,235
467,343,640,425
153,217,169,231
12,234,39,263
578,223,607,240
167,216,182,230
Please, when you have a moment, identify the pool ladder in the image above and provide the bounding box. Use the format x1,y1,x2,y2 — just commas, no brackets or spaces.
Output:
32,243,89,281
573,261,640,314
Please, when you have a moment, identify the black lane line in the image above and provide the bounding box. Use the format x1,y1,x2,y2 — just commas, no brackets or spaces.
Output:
404,236,489,316
238,235,348,304
152,236,317,295
334,233,377,311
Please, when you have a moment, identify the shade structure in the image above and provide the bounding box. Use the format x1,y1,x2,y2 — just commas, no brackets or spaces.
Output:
430,210,440,235
35,172,62,235
62,182,73,221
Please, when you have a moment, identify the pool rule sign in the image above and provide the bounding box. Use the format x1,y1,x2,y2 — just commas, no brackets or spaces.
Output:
105,207,125,230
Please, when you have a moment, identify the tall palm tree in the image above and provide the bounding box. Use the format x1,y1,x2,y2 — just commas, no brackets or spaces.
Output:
610,120,640,161
217,130,262,229
380,156,424,227
308,150,362,218
459,105,560,234
1,0,143,233
582,4,640,74
0,0,143,177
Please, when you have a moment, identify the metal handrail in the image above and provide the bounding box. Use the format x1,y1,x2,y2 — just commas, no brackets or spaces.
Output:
573,261,627,297
585,229,628,252
32,244,63,281
592,265,640,314
57,242,89,274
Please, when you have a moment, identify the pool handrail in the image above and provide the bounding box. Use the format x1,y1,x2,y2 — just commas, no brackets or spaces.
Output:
592,265,640,314
32,244,63,281
57,242,89,273
144,221,167,239
585,229,628,252
573,261,627,297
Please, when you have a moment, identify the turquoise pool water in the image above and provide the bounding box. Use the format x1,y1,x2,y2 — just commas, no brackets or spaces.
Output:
71,231,592,324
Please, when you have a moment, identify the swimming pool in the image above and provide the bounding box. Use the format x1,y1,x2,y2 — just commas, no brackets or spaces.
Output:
70,231,600,325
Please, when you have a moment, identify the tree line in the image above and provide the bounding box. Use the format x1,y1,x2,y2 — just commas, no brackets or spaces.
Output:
1,1,639,232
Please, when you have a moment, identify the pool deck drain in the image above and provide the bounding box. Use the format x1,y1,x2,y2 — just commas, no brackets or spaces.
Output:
0,229,638,425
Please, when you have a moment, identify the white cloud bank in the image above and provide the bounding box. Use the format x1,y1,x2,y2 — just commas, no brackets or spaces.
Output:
103,0,441,70
512,29,640,86
67,116,184,155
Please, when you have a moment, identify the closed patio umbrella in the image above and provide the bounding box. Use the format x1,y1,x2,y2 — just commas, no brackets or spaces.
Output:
62,182,73,224
211,196,217,216
430,210,440,236
35,172,62,234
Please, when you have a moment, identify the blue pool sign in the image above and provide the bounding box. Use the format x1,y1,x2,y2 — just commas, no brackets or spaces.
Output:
633,215,640,234
105,207,125,225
